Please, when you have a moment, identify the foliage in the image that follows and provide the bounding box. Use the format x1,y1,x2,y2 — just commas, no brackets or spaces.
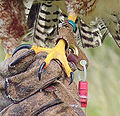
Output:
85,36,120,116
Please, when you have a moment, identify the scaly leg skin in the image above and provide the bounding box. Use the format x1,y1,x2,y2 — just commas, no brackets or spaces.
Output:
32,39,72,81
68,12,77,22
11,12,78,85
12,39,73,85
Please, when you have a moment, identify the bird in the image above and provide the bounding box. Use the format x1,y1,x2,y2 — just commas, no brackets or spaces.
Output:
8,0,120,84
65,0,120,47
23,0,104,48
0,0,27,59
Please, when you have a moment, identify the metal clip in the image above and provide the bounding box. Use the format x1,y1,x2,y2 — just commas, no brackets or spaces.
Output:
79,60,87,81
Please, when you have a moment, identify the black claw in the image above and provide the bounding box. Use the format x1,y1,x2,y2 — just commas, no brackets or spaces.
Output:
9,50,35,67
69,72,74,85
38,62,46,81
12,44,32,56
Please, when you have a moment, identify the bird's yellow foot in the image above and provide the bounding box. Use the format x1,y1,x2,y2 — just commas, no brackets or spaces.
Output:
12,39,74,85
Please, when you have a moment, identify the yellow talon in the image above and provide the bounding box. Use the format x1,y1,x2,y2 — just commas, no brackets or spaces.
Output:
32,39,72,78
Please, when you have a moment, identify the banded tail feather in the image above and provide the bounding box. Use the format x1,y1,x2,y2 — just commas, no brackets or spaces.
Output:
106,13,120,47
23,0,34,20
90,17,120,48
24,1,63,47
114,34,120,47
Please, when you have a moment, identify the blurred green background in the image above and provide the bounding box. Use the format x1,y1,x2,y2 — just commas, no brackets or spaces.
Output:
74,35,120,116
0,35,120,116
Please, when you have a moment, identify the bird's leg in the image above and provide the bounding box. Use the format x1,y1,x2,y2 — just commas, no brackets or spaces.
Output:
11,38,73,85
68,12,78,22
11,12,88,85
31,39,73,82
62,12,88,70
